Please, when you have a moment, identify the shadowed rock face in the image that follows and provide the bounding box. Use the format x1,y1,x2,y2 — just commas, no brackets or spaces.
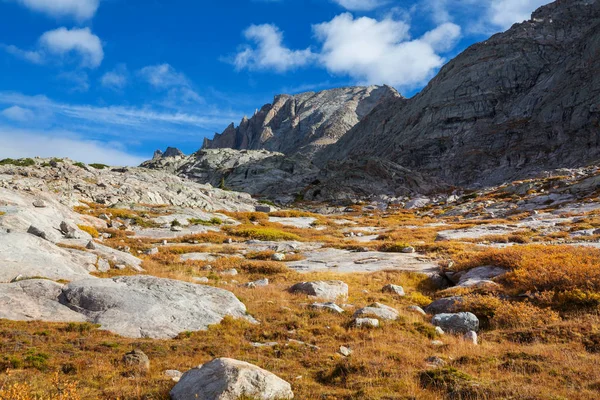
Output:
202,85,401,156
320,0,600,188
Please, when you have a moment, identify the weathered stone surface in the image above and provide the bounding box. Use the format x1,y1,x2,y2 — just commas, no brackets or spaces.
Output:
170,358,294,400
424,297,463,315
463,331,478,345
310,302,344,314
289,281,348,301
0,279,86,322
123,349,150,375
353,303,399,321
382,284,405,296
432,312,480,334
61,276,254,339
352,318,379,328
453,266,508,287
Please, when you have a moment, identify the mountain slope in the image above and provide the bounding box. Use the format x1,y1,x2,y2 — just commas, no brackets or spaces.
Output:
320,0,600,188
203,85,401,156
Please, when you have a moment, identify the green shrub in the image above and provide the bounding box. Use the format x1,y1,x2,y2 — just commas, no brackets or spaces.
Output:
73,162,87,168
226,226,301,241
89,163,109,170
0,158,35,167
189,217,223,226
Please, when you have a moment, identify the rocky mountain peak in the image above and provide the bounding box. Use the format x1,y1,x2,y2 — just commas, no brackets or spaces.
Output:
202,85,401,156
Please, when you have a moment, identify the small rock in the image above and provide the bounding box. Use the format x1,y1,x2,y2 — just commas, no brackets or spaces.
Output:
432,312,479,334
32,200,47,208
431,340,444,347
310,302,344,314
425,356,446,367
401,246,416,253
86,240,96,250
271,253,286,261
144,247,159,255
162,240,168,245
60,221,81,239
244,278,269,288
165,369,183,382
193,277,210,283
97,258,111,272
382,284,405,296
122,349,150,375
339,346,353,357
255,205,272,213
352,318,379,328
221,269,238,276
435,327,445,335
424,297,463,314
407,305,426,315
98,213,110,221
171,225,183,232
289,281,349,301
463,330,478,345
353,303,399,320
27,225,49,241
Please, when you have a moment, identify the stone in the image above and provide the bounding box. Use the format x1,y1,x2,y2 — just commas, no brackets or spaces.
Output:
407,305,426,315
97,258,111,272
289,281,348,301
435,327,445,335
255,205,272,213
244,278,269,288
122,349,150,375
144,247,159,255
193,277,210,283
405,198,430,210
382,284,405,296
32,199,47,208
353,303,399,321
310,302,344,314
86,240,96,250
432,312,479,334
170,358,294,400
61,276,254,339
454,266,508,288
352,318,379,328
27,225,50,241
463,331,478,345
171,225,183,232
165,369,183,382
60,221,81,239
424,297,463,315
430,340,444,347
221,269,238,276
401,246,416,254
271,253,286,261
425,356,446,367
339,346,353,357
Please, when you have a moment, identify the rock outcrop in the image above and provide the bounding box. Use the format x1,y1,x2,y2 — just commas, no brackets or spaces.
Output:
203,86,401,156
321,0,600,189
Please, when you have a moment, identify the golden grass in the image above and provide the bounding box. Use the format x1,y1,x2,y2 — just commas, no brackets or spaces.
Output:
76,225,99,238
224,225,302,242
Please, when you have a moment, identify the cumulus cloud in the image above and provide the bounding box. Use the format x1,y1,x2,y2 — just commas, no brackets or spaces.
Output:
234,24,315,73
0,126,145,166
330,0,387,11
40,27,104,68
13,0,99,21
3,27,104,68
101,64,129,91
314,14,461,88
1,106,35,122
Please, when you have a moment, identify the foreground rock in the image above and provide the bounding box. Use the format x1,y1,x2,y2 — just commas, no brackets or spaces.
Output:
432,312,479,334
353,303,399,321
62,276,254,339
170,358,294,400
289,281,348,301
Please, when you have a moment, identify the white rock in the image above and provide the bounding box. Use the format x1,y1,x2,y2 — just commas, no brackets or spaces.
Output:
339,346,353,357
353,303,399,320
170,358,293,400
407,305,426,315
310,302,344,314
271,253,286,261
289,281,348,301
165,369,183,382
463,330,478,345
382,284,405,296
352,318,379,328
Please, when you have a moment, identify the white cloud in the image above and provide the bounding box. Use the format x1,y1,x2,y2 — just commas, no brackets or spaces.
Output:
138,64,190,89
40,27,103,68
331,0,387,11
314,13,461,88
234,24,315,73
14,0,99,21
58,71,90,92
2,27,104,68
1,106,35,122
101,64,128,91
487,0,549,29
0,126,145,166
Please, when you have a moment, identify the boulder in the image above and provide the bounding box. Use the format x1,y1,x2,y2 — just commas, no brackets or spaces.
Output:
122,349,150,375
170,358,294,400
61,276,254,339
407,305,426,316
60,221,81,239
353,303,399,320
463,330,478,345
382,284,405,296
289,281,348,301
310,302,344,314
454,266,508,288
352,318,379,328
432,312,479,334
424,297,463,314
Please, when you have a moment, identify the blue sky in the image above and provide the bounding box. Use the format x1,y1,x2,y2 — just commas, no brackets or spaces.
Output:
0,0,550,165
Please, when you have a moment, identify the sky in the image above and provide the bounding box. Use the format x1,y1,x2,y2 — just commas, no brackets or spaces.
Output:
0,0,551,165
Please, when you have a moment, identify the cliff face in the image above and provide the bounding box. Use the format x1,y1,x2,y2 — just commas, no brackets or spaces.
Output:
202,85,402,156
321,0,600,187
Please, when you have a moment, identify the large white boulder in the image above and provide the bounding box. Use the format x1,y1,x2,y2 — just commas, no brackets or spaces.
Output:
170,358,294,400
